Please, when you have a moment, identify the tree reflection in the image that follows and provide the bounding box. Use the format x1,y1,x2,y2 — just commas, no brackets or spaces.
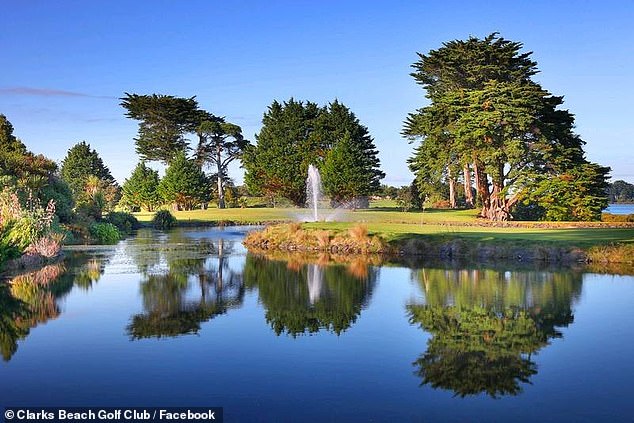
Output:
0,263,73,361
127,238,244,339
244,254,377,336
407,267,582,398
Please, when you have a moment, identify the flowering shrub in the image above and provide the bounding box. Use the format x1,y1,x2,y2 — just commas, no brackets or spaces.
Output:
0,187,64,268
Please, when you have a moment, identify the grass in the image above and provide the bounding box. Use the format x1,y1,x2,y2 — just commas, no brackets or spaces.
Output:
135,204,634,251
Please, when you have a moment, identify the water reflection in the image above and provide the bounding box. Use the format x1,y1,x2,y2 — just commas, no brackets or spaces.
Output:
244,254,377,336
0,263,73,361
127,234,244,339
407,267,582,398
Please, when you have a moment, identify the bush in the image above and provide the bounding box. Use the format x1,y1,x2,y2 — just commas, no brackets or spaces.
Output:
40,177,74,223
106,211,140,234
89,222,120,245
152,210,177,230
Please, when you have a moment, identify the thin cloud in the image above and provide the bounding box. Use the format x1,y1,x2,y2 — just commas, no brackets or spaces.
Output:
0,86,116,99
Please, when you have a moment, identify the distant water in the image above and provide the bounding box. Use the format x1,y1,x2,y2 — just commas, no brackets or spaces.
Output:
605,203,634,214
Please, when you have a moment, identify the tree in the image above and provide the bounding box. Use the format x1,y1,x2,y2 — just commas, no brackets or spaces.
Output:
120,93,201,164
608,180,634,203
158,152,209,210
243,99,321,206
243,99,384,206
321,133,373,206
60,141,117,195
121,162,162,211
195,119,249,209
60,142,119,217
314,101,384,206
404,33,610,221
0,114,57,184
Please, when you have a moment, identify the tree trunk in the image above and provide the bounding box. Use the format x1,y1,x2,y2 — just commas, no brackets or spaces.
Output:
484,181,512,221
216,147,225,209
449,177,456,209
463,165,474,208
473,160,490,218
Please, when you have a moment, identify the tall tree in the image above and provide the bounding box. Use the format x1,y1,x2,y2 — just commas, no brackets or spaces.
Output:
158,152,209,210
120,93,201,164
195,119,249,209
313,101,384,205
321,132,379,206
243,99,321,206
60,141,117,195
121,162,162,211
0,114,57,183
608,180,634,203
404,33,610,221
243,99,384,206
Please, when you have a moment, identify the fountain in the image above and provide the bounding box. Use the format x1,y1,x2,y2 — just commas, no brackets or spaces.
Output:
306,164,322,221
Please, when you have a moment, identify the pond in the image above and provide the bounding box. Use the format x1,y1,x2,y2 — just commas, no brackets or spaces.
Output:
1,227,633,422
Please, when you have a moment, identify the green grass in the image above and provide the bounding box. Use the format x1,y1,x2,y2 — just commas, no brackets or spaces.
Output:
135,206,634,247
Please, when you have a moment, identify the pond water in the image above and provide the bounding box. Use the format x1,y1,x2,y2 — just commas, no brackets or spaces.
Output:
605,203,634,215
1,227,633,422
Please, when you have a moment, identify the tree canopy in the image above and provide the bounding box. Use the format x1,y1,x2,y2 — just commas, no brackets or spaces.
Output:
120,93,202,164
243,99,384,206
195,119,249,209
121,162,162,211
404,33,610,221
158,151,209,210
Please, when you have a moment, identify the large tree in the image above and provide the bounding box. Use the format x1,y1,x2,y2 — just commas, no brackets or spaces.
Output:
243,99,321,206
195,118,249,209
120,93,201,164
243,99,384,206
121,162,162,211
404,33,609,221
0,114,57,184
158,152,209,210
60,141,117,194
60,141,120,215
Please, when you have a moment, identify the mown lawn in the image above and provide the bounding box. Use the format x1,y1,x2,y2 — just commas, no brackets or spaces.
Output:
135,205,634,247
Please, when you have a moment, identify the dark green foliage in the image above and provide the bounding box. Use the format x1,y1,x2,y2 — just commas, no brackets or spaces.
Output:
408,267,581,397
243,256,377,336
60,141,117,195
152,210,177,230
39,177,74,223
243,99,321,206
120,93,201,164
195,119,250,209
404,33,610,221
515,163,611,221
0,115,57,184
105,212,139,234
158,152,209,210
244,99,383,206
321,132,382,207
89,222,120,244
121,162,162,211
608,180,634,203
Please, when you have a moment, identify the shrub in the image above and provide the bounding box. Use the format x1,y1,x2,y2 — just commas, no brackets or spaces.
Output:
89,222,120,245
152,210,177,230
106,211,140,234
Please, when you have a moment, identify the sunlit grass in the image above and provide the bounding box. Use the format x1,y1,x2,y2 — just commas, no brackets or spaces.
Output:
135,205,634,247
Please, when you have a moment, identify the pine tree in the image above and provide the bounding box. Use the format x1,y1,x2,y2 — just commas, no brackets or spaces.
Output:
121,162,162,211
158,152,209,210
404,33,610,221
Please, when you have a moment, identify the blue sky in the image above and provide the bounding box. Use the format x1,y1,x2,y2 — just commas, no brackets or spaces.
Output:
2,0,633,185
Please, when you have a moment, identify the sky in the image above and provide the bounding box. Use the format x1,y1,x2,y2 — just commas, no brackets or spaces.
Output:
1,0,633,186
